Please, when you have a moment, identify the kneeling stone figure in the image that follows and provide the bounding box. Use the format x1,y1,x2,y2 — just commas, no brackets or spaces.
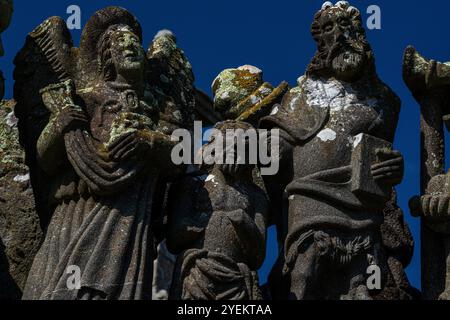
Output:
166,66,278,300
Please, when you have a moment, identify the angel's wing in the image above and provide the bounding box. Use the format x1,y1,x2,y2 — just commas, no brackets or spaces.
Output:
193,89,221,126
146,30,196,133
13,16,75,229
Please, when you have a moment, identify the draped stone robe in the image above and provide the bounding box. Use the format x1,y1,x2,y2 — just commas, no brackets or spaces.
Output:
23,83,160,300
167,166,268,300
260,75,400,278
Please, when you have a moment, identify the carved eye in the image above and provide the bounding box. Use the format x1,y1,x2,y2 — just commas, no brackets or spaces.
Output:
323,23,334,32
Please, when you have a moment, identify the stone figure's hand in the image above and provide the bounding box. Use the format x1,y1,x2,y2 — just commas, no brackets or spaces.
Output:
53,106,88,135
109,130,174,162
371,149,404,186
419,194,450,218
108,131,140,162
137,130,176,154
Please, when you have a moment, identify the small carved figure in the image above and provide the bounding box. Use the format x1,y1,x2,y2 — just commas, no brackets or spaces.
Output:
167,121,268,300
260,1,406,299
14,7,193,300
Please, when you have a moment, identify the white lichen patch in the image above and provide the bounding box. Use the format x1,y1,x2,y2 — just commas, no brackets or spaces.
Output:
250,95,261,105
13,173,30,183
153,29,175,40
270,105,279,115
205,174,219,187
238,65,262,75
353,133,363,148
5,111,18,128
322,2,333,10
317,128,337,142
300,77,380,112
117,26,131,32
221,91,230,100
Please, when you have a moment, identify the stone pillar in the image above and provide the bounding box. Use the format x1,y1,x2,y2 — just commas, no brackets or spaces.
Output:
404,46,450,300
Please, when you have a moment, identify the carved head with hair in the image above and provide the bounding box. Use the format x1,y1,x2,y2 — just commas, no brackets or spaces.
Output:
97,24,146,82
307,1,374,81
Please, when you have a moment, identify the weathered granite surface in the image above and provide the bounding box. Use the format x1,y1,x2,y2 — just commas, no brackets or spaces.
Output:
0,99,42,300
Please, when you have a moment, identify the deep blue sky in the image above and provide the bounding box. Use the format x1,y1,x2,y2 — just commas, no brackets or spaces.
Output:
2,0,450,291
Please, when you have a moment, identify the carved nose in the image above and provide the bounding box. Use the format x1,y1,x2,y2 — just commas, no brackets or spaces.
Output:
335,30,346,43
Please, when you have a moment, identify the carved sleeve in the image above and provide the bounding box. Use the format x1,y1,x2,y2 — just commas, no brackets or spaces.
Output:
36,117,68,176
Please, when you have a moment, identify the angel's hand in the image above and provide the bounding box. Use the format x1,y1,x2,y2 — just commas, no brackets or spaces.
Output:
53,106,88,135
133,130,175,155
107,131,140,162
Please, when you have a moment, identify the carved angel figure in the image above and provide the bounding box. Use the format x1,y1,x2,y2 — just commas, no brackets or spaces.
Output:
13,7,194,300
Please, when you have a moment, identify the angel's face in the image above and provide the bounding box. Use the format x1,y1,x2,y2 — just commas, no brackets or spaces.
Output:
110,29,145,77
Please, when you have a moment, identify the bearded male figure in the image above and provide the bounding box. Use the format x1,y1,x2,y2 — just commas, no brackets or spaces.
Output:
14,7,193,300
260,1,406,299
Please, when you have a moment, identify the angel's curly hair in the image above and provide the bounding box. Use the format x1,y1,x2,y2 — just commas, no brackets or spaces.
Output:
97,24,133,81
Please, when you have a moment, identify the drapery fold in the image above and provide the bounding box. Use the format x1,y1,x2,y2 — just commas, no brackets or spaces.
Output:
23,130,157,300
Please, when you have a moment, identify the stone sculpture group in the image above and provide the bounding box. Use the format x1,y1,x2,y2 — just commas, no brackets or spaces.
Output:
0,0,448,300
